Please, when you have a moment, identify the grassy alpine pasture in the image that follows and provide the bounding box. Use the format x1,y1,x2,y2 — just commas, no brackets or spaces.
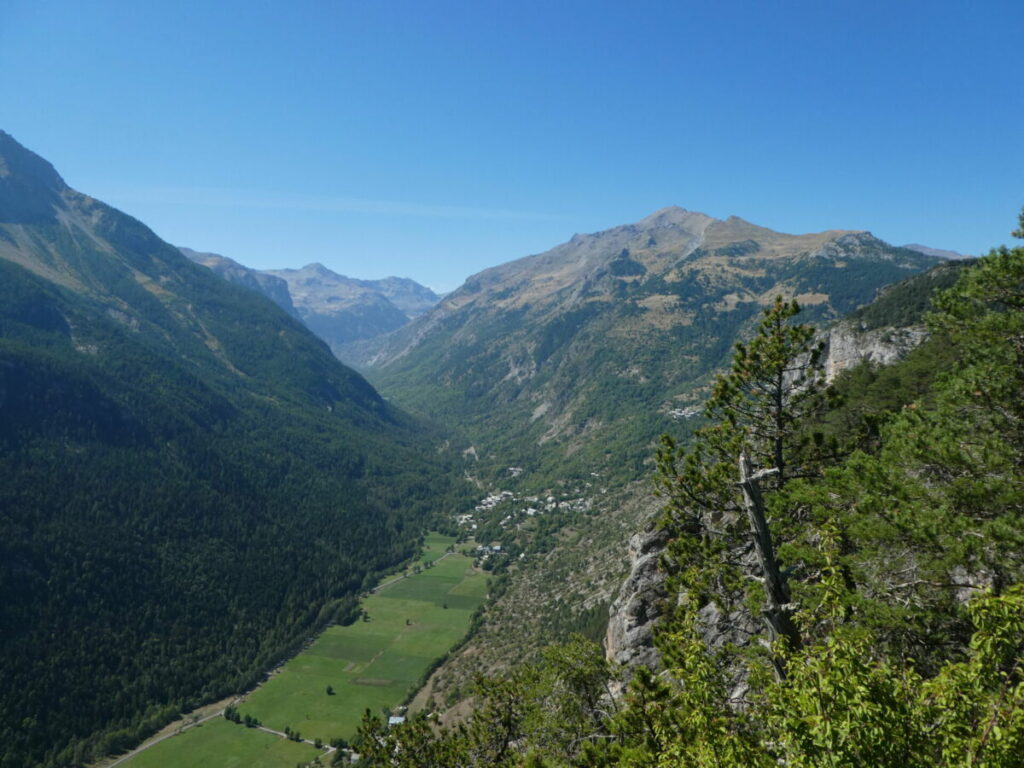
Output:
237,534,487,742
118,718,319,768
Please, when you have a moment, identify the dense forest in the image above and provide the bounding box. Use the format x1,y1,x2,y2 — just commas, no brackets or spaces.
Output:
0,132,472,768
354,214,1024,766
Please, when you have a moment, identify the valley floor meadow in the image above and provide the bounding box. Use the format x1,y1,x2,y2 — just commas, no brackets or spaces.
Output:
111,534,487,767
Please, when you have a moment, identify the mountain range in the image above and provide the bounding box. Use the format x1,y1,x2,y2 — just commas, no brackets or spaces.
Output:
0,127,966,767
182,249,440,362
902,242,970,260
355,206,943,487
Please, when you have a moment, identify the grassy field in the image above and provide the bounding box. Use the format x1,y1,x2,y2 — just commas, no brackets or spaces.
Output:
237,533,487,742
117,533,487,766
414,531,455,566
119,718,319,768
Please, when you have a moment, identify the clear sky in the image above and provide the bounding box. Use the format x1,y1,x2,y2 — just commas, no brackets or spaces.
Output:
2,0,1021,291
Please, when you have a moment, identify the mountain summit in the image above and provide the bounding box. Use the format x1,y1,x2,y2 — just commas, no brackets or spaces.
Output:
182,247,441,362
357,206,942,483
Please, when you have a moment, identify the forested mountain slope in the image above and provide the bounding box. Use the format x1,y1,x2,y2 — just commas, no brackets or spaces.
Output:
358,220,1024,767
407,257,973,719
0,131,463,768
356,207,941,487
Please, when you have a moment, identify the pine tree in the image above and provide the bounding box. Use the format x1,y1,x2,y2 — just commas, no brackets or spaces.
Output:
656,297,829,676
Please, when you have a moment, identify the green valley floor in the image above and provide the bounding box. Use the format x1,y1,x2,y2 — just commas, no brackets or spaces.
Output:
114,534,487,767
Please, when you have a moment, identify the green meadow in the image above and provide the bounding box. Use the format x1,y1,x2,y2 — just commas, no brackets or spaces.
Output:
238,536,487,742
119,718,319,768
119,534,487,766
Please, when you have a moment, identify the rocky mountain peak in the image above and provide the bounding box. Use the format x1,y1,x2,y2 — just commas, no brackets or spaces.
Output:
181,247,300,318
182,242,440,364
259,262,440,359
638,205,713,229
0,131,65,188
300,262,341,278
354,207,945,479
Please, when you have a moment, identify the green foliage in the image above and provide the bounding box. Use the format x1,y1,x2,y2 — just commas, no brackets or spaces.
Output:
352,584,1022,766
362,217,1024,765
774,234,1024,666
811,333,958,454
654,295,830,665
354,634,615,767
598,594,768,768
702,295,832,488
0,217,471,766
233,548,487,745
845,259,969,331
116,717,318,768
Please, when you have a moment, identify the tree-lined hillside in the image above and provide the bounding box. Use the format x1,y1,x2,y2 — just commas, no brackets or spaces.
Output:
0,131,465,768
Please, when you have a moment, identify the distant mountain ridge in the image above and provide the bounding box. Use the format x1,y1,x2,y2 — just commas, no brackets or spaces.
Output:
356,205,944,485
266,263,440,357
182,249,440,362
902,243,971,260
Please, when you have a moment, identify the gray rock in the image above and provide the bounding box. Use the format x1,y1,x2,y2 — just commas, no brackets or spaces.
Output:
605,513,764,697
820,323,928,382
605,525,670,672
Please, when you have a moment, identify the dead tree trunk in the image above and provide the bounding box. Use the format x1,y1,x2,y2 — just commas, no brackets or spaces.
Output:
737,450,802,680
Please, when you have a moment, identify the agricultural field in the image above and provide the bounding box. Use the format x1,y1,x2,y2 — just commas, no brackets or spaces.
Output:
117,534,486,766
414,531,456,566
118,718,320,768
238,534,488,742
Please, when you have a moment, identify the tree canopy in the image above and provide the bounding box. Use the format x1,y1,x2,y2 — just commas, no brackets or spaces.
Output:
352,211,1024,767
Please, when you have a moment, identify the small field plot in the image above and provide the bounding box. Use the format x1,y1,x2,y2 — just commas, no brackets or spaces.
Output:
238,543,487,743
120,717,319,768
414,532,455,566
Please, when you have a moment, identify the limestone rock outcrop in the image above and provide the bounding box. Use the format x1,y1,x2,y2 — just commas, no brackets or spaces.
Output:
821,323,928,382
605,525,670,672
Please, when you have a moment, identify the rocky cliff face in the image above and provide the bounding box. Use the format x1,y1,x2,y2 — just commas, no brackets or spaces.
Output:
605,525,670,674
368,275,442,319
605,516,760,700
817,258,970,381
820,323,928,382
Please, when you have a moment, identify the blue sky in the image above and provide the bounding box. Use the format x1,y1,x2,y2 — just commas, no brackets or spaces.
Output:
2,0,1021,291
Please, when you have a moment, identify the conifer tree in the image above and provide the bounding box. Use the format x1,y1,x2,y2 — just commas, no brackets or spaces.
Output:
655,296,829,675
